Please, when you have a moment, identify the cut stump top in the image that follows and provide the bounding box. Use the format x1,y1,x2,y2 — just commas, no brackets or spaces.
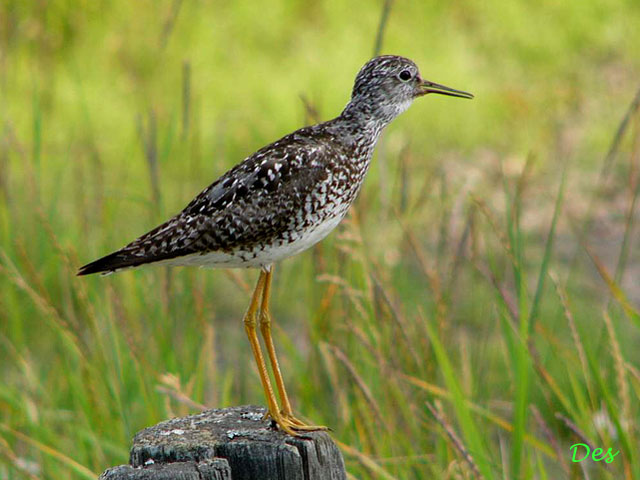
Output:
99,405,346,480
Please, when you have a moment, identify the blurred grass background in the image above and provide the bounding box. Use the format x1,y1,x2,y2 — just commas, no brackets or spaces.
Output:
1,0,640,478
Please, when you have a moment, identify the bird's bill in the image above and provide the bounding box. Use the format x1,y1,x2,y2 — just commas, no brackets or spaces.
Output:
418,80,474,99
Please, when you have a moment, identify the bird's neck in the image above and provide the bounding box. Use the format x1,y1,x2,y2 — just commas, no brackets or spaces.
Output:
340,100,393,130
329,101,390,150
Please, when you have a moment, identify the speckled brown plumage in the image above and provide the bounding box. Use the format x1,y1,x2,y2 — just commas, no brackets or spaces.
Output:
78,55,472,276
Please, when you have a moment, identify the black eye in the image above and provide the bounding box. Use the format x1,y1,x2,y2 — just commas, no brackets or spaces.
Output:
398,70,412,81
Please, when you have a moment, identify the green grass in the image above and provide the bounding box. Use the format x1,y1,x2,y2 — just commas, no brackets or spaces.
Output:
2,1,640,479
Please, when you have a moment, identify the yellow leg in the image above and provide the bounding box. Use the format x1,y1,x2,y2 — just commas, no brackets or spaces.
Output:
243,270,296,436
259,267,328,432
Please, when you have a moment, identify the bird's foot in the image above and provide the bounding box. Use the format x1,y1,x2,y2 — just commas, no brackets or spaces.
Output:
264,410,328,435
281,411,329,432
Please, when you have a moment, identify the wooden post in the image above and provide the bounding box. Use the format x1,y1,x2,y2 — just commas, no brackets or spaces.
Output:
99,405,347,480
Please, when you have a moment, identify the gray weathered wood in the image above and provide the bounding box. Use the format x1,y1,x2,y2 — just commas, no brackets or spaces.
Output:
99,459,231,480
99,405,346,480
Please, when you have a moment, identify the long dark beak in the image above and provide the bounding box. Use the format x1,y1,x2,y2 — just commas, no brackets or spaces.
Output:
418,80,474,99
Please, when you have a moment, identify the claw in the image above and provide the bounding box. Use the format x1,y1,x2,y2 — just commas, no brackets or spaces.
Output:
265,410,328,435
282,412,328,431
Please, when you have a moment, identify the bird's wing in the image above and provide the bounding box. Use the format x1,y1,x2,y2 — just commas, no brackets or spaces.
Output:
78,131,335,275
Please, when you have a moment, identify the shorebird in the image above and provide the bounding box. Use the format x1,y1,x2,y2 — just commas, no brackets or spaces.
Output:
78,55,472,435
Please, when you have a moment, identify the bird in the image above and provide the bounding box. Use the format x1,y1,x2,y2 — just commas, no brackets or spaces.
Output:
78,55,473,435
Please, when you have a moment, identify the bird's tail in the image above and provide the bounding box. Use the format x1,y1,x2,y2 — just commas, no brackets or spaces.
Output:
77,217,195,276
77,249,148,276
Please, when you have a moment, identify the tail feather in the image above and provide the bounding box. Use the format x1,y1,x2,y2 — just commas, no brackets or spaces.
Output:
77,250,148,276
77,216,197,276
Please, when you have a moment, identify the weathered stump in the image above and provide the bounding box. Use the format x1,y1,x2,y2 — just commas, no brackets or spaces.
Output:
99,405,346,480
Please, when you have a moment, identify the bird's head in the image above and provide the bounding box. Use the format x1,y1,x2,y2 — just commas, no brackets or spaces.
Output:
347,55,473,124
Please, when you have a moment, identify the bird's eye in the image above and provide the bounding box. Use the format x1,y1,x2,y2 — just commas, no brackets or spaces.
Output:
398,70,412,81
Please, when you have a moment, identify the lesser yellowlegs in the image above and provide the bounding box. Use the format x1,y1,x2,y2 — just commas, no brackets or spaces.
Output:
78,55,473,435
